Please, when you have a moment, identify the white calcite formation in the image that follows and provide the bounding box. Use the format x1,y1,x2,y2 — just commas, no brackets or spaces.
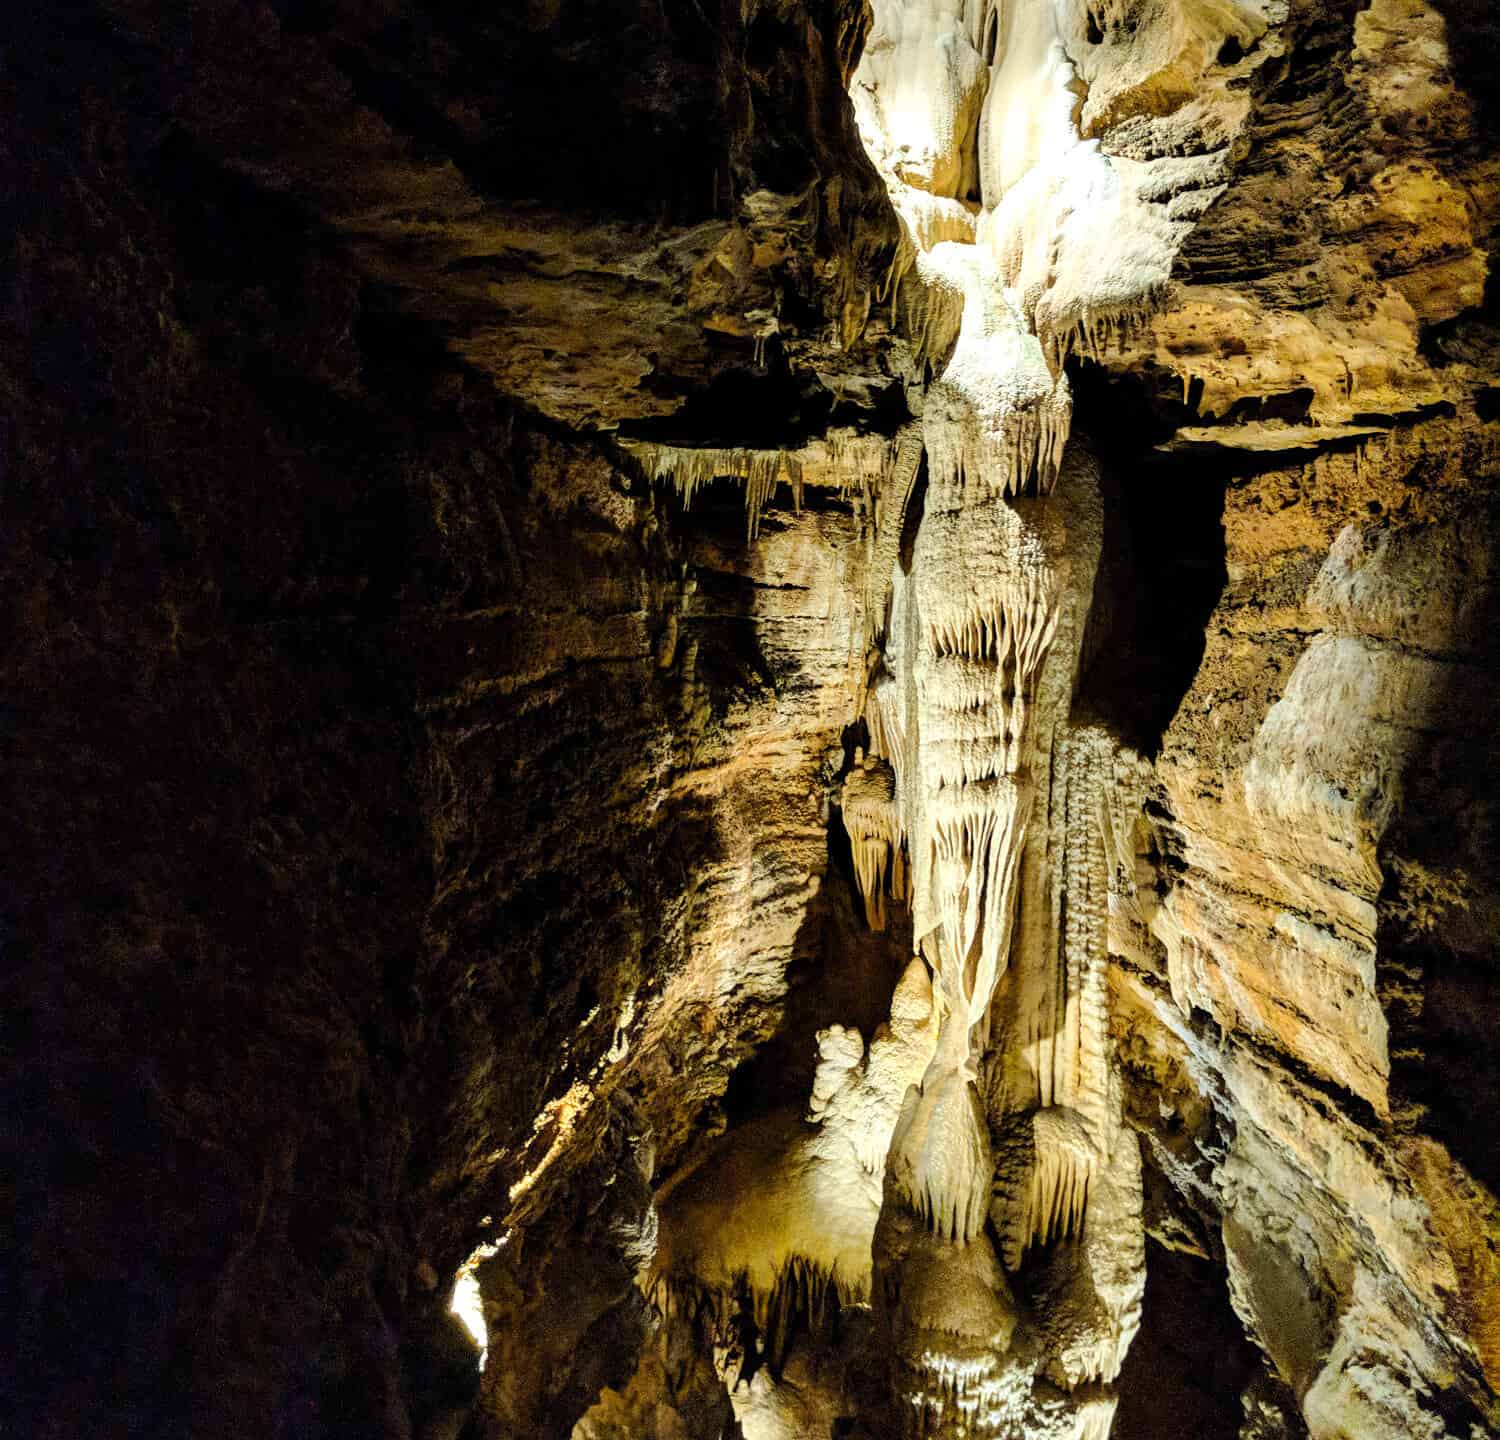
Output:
841,750,906,930
625,427,916,541
844,0,1239,1433
642,1,1282,1435
626,442,800,541
648,959,939,1379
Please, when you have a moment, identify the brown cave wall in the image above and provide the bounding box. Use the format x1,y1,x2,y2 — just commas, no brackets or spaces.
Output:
3,8,899,1436
8,0,1500,1437
77,0,899,432
5,37,439,1434
1094,0,1500,1427
0,13,870,1438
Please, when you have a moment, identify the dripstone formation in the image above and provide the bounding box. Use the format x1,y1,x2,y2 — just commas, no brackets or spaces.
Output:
5,2,1499,1439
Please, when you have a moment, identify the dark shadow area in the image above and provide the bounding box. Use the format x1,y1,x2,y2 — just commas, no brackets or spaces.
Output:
1,12,726,1438
1429,0,1500,137
1379,930,1500,1195
1374,498,1500,1195
1113,1242,1261,1440
1070,362,1229,755
271,0,727,222
625,350,910,451
0,19,461,1437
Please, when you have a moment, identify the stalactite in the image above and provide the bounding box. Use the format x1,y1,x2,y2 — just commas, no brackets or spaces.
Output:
784,452,804,512
752,1255,862,1375
1039,285,1166,374
928,776,1031,1027
626,442,783,539
650,1256,862,1389
627,432,902,542
888,1064,994,1244
990,1105,1098,1270
923,387,1072,503
842,750,901,930
866,670,907,793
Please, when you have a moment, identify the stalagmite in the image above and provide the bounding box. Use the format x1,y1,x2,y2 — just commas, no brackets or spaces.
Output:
649,961,938,1370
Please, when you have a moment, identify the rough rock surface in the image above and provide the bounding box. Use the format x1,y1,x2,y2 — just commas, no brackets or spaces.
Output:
4,1,1499,1439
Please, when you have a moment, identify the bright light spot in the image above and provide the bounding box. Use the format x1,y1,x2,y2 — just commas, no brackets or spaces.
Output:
449,1269,488,1367
448,1234,507,1371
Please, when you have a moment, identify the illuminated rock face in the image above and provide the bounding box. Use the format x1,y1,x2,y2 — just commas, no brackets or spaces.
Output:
638,3,1295,1433
847,2,1182,1430
14,3,1500,1439
628,3,1238,1433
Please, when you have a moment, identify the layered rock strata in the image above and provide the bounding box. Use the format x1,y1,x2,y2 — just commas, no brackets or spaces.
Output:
6,2,1500,1439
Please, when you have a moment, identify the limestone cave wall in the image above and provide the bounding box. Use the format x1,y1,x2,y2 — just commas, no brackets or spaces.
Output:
4,2,1499,1439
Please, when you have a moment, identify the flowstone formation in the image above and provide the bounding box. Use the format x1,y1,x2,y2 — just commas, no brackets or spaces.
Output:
849,9,1162,1432
623,1,1273,1434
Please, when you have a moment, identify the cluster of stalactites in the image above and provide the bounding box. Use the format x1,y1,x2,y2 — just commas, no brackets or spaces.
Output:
925,567,1059,679
629,428,929,543
865,674,907,792
901,1385,1117,1440
649,1255,863,1385
628,443,802,540
1046,1398,1121,1440
1020,1135,1091,1250
927,778,1029,1039
990,1106,1098,1271
823,429,884,494
898,1356,1033,1440
918,576,1062,800
842,750,907,930
913,241,1074,510
1039,294,1163,375
923,378,1071,506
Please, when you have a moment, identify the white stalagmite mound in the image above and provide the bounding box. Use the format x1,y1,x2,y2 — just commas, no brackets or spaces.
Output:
649,960,939,1353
